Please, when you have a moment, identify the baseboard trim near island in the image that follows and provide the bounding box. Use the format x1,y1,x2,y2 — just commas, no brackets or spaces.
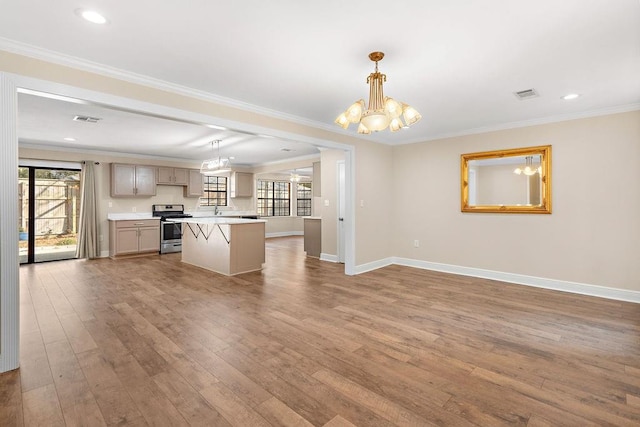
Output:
353,256,640,304
266,231,304,239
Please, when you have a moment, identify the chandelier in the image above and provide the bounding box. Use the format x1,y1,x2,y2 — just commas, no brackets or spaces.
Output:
513,156,541,176
289,169,301,182
200,140,231,175
335,51,422,134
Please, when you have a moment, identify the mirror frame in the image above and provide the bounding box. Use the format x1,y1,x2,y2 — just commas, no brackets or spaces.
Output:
461,145,552,214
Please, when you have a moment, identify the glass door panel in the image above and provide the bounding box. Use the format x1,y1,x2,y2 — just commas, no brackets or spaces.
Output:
19,166,81,263
33,169,80,262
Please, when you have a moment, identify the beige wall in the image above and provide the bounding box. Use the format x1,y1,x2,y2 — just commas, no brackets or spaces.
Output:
393,111,640,291
354,140,394,265
264,217,304,236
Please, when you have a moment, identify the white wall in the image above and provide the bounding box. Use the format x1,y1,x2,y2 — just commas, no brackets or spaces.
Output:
392,111,640,292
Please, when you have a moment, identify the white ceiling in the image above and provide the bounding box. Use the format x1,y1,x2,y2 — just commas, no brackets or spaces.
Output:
2,0,639,160
17,92,320,166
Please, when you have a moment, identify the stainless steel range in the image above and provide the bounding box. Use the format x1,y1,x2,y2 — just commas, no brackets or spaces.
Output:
152,204,192,254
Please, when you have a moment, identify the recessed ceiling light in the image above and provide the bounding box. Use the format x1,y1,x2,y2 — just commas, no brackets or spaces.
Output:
206,124,226,130
63,137,76,142
75,9,108,24
229,157,236,160
562,93,581,100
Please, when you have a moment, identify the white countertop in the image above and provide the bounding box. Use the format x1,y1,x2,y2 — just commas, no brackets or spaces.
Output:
107,213,154,220
107,211,259,221
190,210,258,218
171,217,266,225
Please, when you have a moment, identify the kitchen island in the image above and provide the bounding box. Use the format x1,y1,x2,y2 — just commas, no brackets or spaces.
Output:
174,217,266,276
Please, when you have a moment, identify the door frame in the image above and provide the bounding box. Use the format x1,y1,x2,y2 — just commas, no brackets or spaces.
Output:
337,160,346,263
18,164,81,264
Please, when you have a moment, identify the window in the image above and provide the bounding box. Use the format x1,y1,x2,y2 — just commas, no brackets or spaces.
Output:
296,182,312,216
200,176,228,207
257,180,290,216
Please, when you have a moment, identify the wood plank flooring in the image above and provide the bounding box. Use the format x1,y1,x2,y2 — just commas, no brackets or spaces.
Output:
2,236,640,426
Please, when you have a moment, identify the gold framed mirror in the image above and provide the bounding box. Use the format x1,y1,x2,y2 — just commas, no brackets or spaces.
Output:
461,145,551,214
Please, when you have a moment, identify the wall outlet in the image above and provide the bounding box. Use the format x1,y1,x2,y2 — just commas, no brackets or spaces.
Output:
132,206,137,212
108,201,113,208
414,239,420,248
324,200,330,207
360,200,365,207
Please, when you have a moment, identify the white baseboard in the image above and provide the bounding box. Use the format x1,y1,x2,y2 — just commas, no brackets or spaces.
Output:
352,256,640,304
266,231,304,239
320,253,339,263
353,257,394,274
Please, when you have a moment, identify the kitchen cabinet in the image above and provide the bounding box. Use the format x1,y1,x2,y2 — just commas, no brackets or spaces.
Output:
312,161,321,196
157,167,188,185
180,218,265,276
111,163,157,197
109,219,160,257
230,172,253,198
303,217,321,258
184,169,204,198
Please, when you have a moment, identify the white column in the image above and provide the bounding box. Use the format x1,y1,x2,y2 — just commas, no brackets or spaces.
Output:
0,73,19,372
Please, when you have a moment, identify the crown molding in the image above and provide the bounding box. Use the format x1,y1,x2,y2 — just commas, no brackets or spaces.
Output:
2,37,638,148
0,37,340,134
18,141,200,163
18,140,321,168
254,153,321,168
399,102,640,145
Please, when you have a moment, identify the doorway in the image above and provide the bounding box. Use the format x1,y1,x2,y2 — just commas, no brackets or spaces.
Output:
18,165,81,264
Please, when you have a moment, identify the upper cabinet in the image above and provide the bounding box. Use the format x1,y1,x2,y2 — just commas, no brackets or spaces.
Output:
157,167,188,185
111,163,157,197
312,161,321,197
230,172,253,198
184,169,204,198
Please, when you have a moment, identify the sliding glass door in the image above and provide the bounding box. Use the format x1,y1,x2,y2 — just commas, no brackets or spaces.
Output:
18,166,81,264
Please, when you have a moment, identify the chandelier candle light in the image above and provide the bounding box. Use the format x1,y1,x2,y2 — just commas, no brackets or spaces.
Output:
513,156,541,176
335,51,421,134
290,169,301,182
200,140,231,175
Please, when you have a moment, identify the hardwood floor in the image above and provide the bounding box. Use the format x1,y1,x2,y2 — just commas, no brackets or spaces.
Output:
2,236,640,426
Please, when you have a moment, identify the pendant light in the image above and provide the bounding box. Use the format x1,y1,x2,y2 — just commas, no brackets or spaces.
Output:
200,140,231,176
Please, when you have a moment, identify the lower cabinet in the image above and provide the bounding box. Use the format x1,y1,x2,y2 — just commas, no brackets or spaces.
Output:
303,218,321,258
109,219,160,257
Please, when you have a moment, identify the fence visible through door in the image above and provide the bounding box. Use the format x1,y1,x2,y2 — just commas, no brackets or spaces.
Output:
18,166,80,263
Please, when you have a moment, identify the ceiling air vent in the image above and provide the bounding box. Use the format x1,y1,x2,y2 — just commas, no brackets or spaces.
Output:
514,89,539,100
73,115,102,123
